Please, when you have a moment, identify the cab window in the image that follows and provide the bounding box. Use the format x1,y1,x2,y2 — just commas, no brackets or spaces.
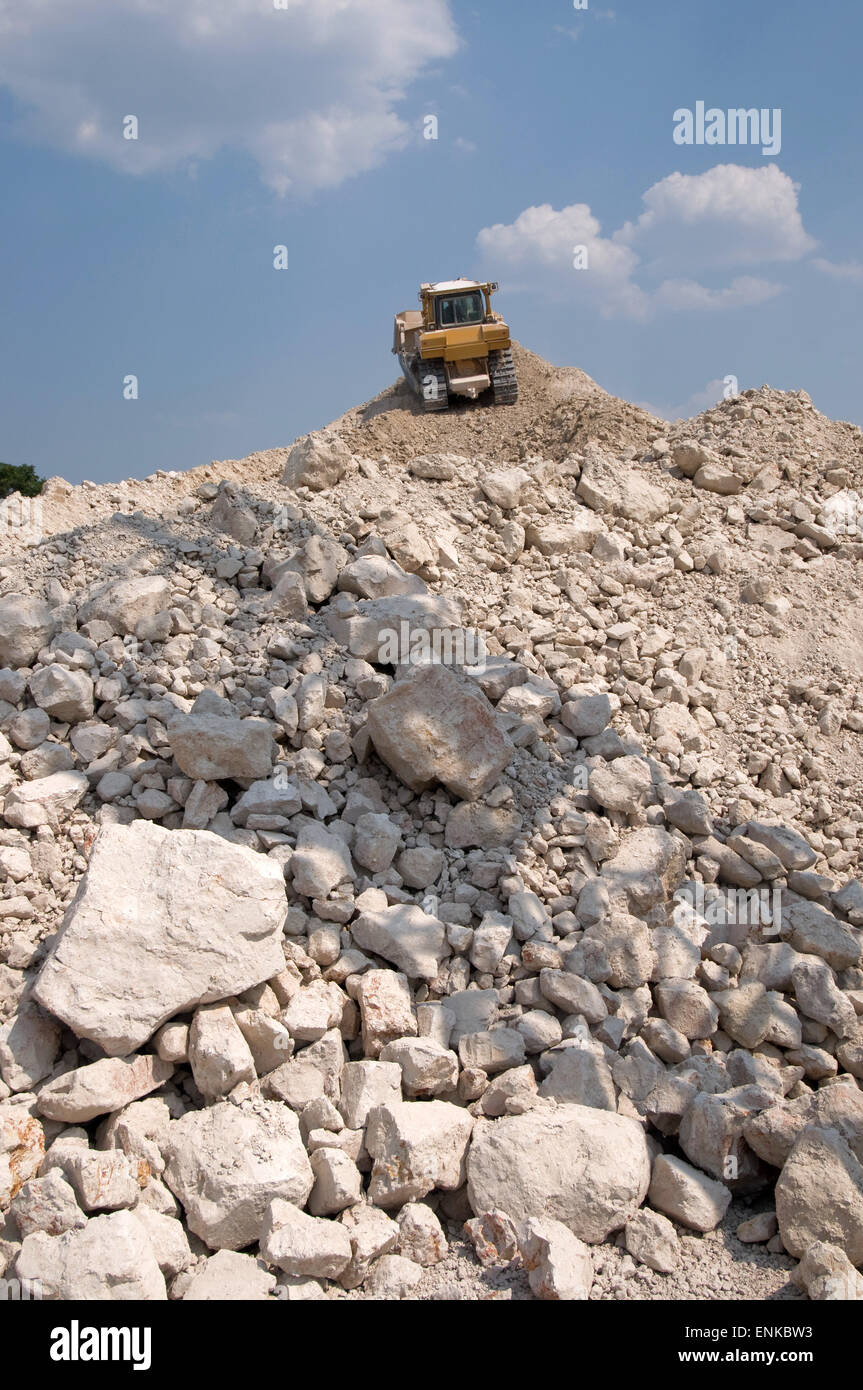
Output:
435,292,484,327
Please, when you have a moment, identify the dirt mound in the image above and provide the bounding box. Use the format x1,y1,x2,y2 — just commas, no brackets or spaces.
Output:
668,384,863,495
334,343,666,466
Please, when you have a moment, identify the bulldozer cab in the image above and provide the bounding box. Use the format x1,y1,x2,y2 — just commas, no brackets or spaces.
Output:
434,289,485,328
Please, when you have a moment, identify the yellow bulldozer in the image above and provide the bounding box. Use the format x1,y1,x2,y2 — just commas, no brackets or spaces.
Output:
392,278,518,413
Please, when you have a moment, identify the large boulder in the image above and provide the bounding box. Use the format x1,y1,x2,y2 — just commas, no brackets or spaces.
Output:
746,821,817,871
775,1126,863,1264
0,1001,61,1092
167,712,275,782
366,664,512,800
290,822,355,899
744,1084,863,1170
3,770,88,829
525,515,602,555
78,575,171,636
785,899,862,971
37,1053,174,1123
322,591,463,665
29,664,94,724
269,535,349,605
282,431,352,491
648,1153,731,1232
467,1104,650,1243
210,481,257,545
33,821,286,1055
351,902,449,981
0,594,57,668
602,827,686,913
366,1100,474,1208
337,555,425,601
163,1101,313,1251
479,468,531,510
589,757,653,814
14,1209,167,1300
577,454,667,523
259,1198,352,1278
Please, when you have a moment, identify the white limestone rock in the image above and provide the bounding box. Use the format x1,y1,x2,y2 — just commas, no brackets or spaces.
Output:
162,1101,313,1251
33,820,286,1055
14,1209,167,1300
467,1104,650,1243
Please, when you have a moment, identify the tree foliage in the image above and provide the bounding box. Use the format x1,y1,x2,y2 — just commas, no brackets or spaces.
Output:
0,463,45,500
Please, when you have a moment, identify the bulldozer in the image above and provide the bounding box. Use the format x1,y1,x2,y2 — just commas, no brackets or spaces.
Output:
392,278,518,413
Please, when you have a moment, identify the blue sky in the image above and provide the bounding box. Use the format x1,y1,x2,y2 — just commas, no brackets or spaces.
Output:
1,0,861,485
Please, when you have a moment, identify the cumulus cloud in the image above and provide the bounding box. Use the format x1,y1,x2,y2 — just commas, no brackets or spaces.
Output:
476,164,815,319
615,165,816,272
812,258,863,282
0,0,459,193
477,202,648,318
652,276,782,311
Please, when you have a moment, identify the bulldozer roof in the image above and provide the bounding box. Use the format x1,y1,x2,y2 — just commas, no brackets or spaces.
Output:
422,278,489,294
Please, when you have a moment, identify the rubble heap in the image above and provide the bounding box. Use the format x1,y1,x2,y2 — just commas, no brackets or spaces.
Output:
2,344,863,1301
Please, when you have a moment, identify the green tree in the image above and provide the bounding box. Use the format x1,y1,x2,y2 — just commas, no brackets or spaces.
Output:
0,463,45,500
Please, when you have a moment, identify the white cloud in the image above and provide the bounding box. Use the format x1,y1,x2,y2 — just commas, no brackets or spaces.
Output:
637,377,737,421
812,258,863,282
652,276,782,311
0,0,459,194
477,202,648,318
615,165,816,272
477,164,815,319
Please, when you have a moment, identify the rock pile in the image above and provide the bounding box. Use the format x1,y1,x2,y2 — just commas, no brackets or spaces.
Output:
2,345,863,1300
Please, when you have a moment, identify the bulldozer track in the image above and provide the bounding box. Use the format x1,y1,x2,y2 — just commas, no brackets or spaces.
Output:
489,348,518,405
421,358,449,413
